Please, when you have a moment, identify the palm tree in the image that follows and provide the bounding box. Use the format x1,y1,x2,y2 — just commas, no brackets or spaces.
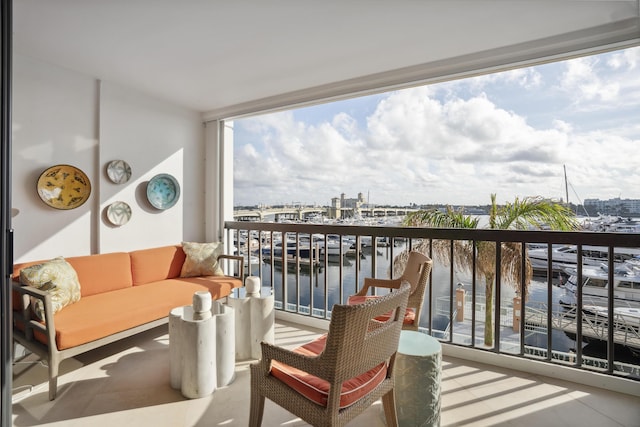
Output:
396,194,580,346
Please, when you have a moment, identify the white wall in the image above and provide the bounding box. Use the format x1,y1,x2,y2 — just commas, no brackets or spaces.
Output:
98,82,205,253
12,55,206,262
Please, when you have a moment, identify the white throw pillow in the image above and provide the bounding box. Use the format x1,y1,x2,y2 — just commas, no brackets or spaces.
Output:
180,242,224,277
19,257,81,320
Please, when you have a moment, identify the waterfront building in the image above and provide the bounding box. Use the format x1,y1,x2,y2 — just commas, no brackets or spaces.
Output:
584,198,640,217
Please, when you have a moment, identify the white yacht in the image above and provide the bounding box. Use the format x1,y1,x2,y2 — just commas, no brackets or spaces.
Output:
303,234,352,256
527,245,640,272
559,260,640,344
560,259,640,305
582,214,640,233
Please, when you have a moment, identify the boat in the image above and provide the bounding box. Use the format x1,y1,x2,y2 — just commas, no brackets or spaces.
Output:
559,260,640,356
527,244,640,272
559,259,640,306
313,237,352,256
582,214,640,233
243,254,261,274
298,234,352,257
261,239,314,259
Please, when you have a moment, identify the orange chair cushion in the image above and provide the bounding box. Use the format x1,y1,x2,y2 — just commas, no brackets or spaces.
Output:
347,295,416,324
270,335,387,409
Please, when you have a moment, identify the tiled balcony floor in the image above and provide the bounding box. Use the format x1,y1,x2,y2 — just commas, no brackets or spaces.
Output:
12,320,640,427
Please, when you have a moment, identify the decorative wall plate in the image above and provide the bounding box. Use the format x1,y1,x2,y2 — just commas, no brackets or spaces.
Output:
146,173,180,210
107,201,132,226
106,160,132,184
37,164,91,210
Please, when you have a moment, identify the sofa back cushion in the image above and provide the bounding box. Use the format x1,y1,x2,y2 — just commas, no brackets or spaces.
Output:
13,252,132,299
65,253,133,297
130,245,186,286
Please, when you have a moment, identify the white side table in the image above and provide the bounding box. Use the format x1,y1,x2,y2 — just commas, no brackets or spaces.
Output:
169,292,235,399
395,330,442,427
227,276,275,360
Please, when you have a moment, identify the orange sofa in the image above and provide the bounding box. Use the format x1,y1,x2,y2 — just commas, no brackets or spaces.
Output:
11,245,244,400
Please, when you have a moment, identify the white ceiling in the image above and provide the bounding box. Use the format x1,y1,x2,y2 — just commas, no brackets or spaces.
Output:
13,1,640,119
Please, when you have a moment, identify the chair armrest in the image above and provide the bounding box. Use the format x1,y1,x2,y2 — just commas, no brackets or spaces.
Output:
218,254,245,282
354,277,403,296
260,341,325,379
11,282,56,343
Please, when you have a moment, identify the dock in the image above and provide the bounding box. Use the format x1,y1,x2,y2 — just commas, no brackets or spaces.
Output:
263,255,321,270
523,303,640,352
435,295,640,360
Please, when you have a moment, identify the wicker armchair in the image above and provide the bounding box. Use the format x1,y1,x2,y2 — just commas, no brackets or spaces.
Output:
249,282,411,427
349,251,432,331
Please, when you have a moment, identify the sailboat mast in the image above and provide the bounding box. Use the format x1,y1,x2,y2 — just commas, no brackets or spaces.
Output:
564,164,569,206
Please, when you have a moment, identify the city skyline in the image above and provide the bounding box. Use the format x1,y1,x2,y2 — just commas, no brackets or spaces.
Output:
233,46,640,207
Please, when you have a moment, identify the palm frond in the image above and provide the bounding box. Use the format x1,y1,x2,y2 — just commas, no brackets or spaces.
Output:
396,195,573,297
495,196,580,231
405,207,480,229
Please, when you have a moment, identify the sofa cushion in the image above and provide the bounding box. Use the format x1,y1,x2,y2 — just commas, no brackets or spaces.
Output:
32,276,243,350
180,242,223,277
12,253,131,306
46,276,237,350
169,276,243,300
66,253,133,296
19,257,81,320
270,335,388,409
130,245,186,285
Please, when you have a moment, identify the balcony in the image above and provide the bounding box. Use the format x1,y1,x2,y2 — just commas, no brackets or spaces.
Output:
12,320,638,426
11,221,640,426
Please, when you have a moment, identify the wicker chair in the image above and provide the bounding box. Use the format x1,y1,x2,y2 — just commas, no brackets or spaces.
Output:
349,251,432,331
249,282,411,427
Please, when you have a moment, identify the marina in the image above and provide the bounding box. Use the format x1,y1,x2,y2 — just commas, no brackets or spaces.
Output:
228,213,640,382
239,235,640,377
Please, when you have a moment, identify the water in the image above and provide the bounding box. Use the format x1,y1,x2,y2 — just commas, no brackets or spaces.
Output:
256,244,403,310
251,242,565,344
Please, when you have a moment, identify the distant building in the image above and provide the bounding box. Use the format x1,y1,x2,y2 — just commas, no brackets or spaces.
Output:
329,192,368,219
340,192,367,209
584,198,640,217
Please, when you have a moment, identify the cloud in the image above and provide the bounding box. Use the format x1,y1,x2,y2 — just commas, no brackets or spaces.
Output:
234,48,639,206
466,67,543,91
559,57,620,103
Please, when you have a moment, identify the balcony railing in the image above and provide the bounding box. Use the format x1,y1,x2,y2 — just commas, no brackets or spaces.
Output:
224,220,640,382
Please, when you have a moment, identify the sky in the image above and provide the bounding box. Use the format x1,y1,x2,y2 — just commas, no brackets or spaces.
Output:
233,46,640,208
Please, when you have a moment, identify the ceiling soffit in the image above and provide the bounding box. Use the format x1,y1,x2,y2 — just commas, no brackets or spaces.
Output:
206,17,640,121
